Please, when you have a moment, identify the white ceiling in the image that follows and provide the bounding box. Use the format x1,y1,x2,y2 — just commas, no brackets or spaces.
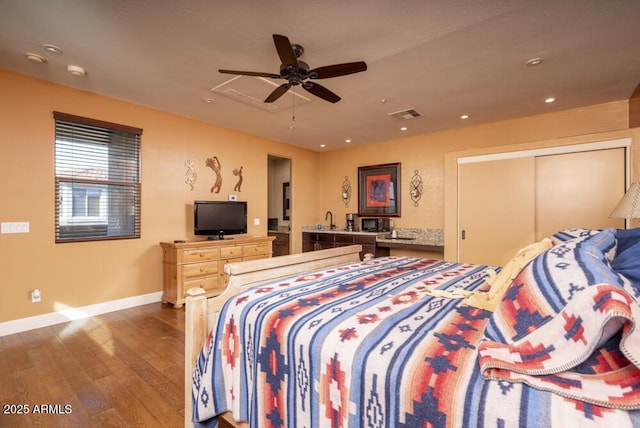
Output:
1,0,640,151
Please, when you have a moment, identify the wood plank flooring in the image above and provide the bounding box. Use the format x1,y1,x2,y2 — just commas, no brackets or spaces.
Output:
0,303,185,428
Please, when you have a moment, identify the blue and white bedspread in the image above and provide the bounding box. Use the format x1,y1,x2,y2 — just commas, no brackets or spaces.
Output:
193,228,640,427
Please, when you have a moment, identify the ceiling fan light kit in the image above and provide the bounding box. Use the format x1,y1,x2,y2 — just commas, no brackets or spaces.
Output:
219,34,367,104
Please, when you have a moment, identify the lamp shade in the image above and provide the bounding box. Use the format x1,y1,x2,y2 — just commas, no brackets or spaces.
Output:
610,182,640,219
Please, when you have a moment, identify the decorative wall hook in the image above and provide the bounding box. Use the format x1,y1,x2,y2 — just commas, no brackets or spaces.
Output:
341,176,352,207
409,169,423,206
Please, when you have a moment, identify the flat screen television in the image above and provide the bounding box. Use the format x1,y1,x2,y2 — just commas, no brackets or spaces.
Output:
194,201,247,240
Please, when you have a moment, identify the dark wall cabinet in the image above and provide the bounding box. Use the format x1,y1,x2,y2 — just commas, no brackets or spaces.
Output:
302,232,389,260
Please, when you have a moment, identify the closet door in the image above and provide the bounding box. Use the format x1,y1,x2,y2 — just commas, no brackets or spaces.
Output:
535,148,625,239
459,157,535,267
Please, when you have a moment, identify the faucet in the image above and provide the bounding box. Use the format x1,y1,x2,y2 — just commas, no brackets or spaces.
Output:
325,211,335,229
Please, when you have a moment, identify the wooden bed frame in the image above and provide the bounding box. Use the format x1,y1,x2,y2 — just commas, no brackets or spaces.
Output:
183,244,363,427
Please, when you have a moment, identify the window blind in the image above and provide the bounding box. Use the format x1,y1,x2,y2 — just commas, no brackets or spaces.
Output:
54,112,142,242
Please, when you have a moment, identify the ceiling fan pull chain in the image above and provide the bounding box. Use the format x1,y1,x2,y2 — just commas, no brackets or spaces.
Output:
292,86,296,124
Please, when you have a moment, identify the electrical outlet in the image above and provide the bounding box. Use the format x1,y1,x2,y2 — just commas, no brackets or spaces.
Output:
31,288,41,303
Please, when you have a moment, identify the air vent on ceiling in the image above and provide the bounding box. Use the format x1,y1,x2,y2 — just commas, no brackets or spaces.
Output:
387,108,422,121
211,75,311,112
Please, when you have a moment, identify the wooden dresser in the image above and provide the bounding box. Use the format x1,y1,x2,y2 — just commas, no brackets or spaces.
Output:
160,236,274,308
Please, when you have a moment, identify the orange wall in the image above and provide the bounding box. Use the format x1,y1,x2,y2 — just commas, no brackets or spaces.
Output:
318,101,632,231
1,68,636,324
0,70,320,323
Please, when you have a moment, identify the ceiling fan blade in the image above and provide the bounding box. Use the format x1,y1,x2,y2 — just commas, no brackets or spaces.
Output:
219,69,281,79
309,61,367,79
273,34,298,69
264,83,291,103
302,81,341,103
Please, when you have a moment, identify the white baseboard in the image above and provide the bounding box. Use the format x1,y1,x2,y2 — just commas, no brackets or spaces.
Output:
0,291,163,337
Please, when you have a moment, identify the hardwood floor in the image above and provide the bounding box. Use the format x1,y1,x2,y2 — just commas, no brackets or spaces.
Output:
0,303,185,428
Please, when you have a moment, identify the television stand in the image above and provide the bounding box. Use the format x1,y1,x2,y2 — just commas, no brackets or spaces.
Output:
159,236,275,308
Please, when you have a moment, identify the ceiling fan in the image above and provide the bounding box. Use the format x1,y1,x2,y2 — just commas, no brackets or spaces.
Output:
219,34,367,104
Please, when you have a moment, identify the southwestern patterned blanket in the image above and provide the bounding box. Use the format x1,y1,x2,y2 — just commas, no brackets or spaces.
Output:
193,228,640,427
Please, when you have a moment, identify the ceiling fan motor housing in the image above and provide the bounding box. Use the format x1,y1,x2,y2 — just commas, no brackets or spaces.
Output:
280,60,310,84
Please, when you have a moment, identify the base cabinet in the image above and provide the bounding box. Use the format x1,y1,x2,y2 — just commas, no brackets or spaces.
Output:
302,232,389,260
268,231,290,256
160,236,274,308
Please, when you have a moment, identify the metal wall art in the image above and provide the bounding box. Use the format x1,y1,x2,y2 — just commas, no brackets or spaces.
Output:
409,169,423,206
206,156,222,193
341,176,352,207
184,160,197,190
233,166,243,191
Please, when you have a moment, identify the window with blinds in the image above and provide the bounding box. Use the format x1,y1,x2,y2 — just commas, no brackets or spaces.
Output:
54,112,142,242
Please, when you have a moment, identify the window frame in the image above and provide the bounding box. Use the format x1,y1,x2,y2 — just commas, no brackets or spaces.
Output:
53,112,142,243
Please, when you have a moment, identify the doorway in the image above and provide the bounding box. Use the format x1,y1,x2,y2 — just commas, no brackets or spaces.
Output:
268,155,292,256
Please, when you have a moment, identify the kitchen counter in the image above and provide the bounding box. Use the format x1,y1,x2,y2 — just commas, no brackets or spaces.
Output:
301,226,444,252
268,229,290,234
376,228,444,253
301,226,383,237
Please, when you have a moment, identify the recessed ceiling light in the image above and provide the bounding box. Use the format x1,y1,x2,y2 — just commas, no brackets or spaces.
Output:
345,139,351,143
320,144,326,148
400,127,408,131
202,97,215,104
66,65,86,76
545,97,556,104
25,53,47,64
525,57,543,67
43,44,63,54
460,114,469,120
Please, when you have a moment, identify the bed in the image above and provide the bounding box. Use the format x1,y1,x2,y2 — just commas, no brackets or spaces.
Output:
185,227,640,427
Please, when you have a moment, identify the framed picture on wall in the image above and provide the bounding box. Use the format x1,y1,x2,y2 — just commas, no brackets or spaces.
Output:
357,163,401,217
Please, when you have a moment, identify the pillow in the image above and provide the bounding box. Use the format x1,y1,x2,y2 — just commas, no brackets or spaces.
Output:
615,228,640,253
612,228,640,288
550,228,601,246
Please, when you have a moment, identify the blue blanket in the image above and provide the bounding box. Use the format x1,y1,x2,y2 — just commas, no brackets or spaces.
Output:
193,233,640,427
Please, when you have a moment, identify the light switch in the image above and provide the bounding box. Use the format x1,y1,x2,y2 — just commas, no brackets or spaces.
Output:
1,222,30,234
254,218,260,226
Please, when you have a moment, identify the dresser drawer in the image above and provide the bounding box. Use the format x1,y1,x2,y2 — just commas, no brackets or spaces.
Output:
181,248,220,263
220,246,243,259
184,275,222,294
242,243,270,256
182,261,219,278
219,258,242,272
